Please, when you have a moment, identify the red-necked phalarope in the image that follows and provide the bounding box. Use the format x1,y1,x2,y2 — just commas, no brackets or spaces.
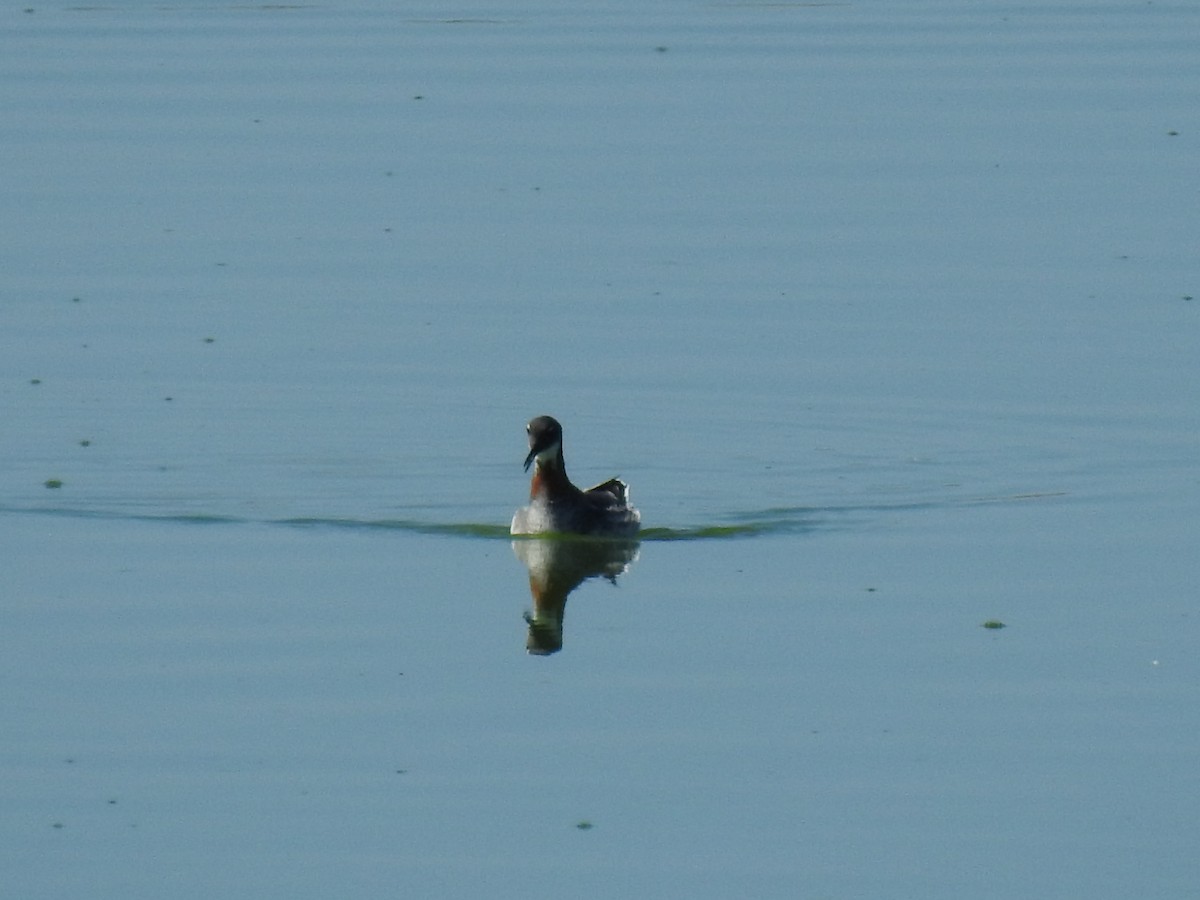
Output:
510,415,640,537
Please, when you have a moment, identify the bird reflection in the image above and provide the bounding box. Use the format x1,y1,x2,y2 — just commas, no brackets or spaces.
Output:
511,537,640,655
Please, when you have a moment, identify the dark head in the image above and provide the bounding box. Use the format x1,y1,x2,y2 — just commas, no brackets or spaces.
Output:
523,415,563,472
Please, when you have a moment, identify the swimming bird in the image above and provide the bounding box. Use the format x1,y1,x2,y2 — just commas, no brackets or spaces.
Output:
510,415,641,537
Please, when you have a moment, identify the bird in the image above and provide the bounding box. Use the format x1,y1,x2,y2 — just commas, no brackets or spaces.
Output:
510,415,640,537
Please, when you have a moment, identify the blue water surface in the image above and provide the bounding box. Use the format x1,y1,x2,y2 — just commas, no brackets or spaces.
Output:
2,2,1198,898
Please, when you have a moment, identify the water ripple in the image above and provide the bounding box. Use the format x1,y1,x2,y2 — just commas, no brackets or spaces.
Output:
0,490,1066,541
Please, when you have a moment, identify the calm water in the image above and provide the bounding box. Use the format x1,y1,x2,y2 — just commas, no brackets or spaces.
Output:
3,2,1198,898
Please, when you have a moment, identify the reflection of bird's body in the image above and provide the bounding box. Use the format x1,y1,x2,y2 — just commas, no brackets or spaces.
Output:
510,415,641,537
513,537,640,655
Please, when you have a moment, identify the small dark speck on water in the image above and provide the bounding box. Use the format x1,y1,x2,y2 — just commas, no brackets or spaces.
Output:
203,337,215,343
30,378,41,385
44,479,63,489
52,822,64,829
80,440,91,447
1167,130,1179,136
576,820,594,831
982,620,1006,629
